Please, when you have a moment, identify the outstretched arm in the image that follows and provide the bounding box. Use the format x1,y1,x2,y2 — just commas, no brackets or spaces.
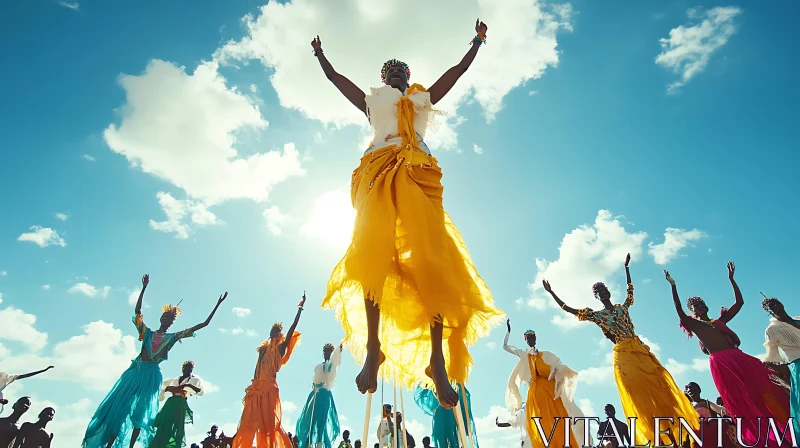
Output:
185,292,228,335
428,19,486,105
280,293,306,356
16,365,54,380
311,36,367,114
624,253,632,284
543,280,579,315
502,319,520,355
721,262,743,322
664,271,697,330
135,274,149,316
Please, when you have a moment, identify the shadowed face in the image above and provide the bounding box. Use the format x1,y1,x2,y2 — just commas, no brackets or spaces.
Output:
39,407,55,422
684,382,701,401
343,430,350,441
385,63,408,89
355,442,362,448
689,298,709,316
604,404,615,418
595,285,611,301
766,299,785,316
210,425,218,435
270,325,282,339
160,312,176,329
524,333,536,347
14,397,32,414
423,437,431,447
183,362,194,376
383,404,392,418
323,346,334,361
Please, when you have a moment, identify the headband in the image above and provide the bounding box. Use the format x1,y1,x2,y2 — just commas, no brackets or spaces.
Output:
523,330,535,338
381,59,411,84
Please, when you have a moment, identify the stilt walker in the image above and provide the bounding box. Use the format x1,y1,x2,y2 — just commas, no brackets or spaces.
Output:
148,361,204,448
414,384,479,448
311,18,504,412
296,343,344,448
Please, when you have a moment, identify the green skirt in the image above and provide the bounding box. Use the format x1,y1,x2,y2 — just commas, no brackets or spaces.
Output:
148,396,194,448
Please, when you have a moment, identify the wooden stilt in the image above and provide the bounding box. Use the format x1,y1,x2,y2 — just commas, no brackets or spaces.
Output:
400,388,408,448
393,384,398,448
363,392,373,448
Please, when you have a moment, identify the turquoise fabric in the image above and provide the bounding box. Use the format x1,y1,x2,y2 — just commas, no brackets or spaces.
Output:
414,384,478,448
789,358,800,439
296,384,341,448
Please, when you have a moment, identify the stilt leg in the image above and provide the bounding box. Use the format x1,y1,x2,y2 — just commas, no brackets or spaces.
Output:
363,391,373,447
453,393,472,448
400,388,408,448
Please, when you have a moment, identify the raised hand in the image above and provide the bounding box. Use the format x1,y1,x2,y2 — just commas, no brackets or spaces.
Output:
311,36,322,50
664,270,676,285
299,291,307,308
142,274,150,288
506,318,511,333
46,366,54,371
727,261,735,280
542,279,553,293
625,253,631,267
217,292,228,305
475,19,488,35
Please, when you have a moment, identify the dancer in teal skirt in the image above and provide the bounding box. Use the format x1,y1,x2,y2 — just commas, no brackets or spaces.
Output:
296,343,343,448
414,384,478,448
82,275,227,448
762,296,800,439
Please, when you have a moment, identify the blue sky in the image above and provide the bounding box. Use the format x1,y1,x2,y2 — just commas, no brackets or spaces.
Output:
1,0,799,446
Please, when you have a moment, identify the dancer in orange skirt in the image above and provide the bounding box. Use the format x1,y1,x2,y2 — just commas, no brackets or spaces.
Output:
311,19,504,408
233,295,305,448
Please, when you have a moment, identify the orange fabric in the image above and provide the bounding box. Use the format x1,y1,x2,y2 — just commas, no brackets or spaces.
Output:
525,353,578,448
233,333,300,448
322,84,503,387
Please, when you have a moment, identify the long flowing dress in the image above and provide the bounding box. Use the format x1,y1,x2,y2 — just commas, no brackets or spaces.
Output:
233,333,301,448
82,315,195,448
414,384,478,448
576,283,699,445
763,316,800,441
504,333,586,448
295,345,343,448
321,83,504,387
149,375,204,448
687,317,790,447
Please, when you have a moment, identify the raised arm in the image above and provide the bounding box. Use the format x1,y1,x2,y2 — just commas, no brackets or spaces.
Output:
185,292,228,335
495,417,512,428
543,280,579,315
624,253,632,284
721,262,743,322
502,319,520,355
664,270,698,330
16,365,54,380
428,20,486,105
135,274,149,316
311,36,367,114
280,293,306,356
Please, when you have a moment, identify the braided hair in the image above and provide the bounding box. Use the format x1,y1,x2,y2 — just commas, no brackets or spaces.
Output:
381,59,410,84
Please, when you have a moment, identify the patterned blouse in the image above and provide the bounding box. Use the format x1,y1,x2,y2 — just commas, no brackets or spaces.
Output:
577,284,637,341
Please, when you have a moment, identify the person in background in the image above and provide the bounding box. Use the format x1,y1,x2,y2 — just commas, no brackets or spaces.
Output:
12,407,55,448
762,295,800,438
0,397,32,448
337,430,352,448
596,405,630,448
149,360,204,448
202,425,220,448
353,440,361,448
394,413,415,448
421,437,433,448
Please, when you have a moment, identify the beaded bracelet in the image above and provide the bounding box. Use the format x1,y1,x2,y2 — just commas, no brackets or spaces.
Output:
471,33,486,45
313,48,323,57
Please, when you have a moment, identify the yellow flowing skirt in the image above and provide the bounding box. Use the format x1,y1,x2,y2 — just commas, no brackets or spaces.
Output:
526,377,579,448
322,143,503,387
614,337,699,445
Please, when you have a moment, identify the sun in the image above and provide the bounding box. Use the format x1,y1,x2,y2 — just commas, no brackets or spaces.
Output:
301,190,356,249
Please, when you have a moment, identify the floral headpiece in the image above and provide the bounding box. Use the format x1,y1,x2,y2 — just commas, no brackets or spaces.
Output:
686,296,706,314
182,360,194,368
323,343,335,351
592,282,607,298
761,293,780,316
271,322,283,332
381,59,411,84
162,302,182,316
523,330,535,338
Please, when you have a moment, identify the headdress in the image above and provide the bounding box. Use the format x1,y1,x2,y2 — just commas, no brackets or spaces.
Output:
381,59,410,84
182,360,194,368
271,322,283,332
323,343,335,351
162,299,183,316
523,329,535,338
761,292,780,316
686,296,706,314
592,282,607,298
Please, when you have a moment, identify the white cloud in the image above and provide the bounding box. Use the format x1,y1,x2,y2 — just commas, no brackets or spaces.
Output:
0,305,49,350
246,329,258,337
521,210,648,327
249,84,258,93
578,352,614,385
82,154,95,161
196,375,220,393
68,282,111,299
128,289,141,306
232,327,244,335
486,341,497,350
0,320,138,391
214,0,572,150
42,285,51,290
58,1,79,10
301,189,356,249
232,307,252,318
648,227,707,265
656,6,742,93
55,213,68,221
149,191,223,239
104,59,304,205
639,335,661,355
0,270,6,276
219,327,257,337
473,144,484,155
579,398,597,418
17,226,66,248
263,205,288,236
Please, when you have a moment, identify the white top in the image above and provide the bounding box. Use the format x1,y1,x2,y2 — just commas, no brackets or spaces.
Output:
0,372,18,400
764,317,800,364
503,332,590,445
159,375,204,401
364,85,432,155
312,345,343,389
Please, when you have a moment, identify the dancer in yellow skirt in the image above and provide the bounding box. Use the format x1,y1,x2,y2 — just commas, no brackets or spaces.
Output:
311,19,503,408
503,319,586,448
543,254,698,446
